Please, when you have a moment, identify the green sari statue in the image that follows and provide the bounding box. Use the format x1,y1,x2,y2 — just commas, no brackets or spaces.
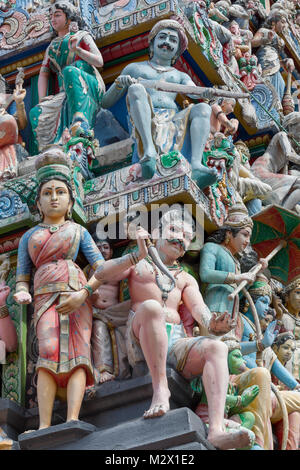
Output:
30,1,105,152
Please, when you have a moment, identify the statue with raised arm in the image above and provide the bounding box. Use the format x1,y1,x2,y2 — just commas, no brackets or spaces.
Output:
0,71,27,181
251,112,300,213
251,9,294,105
29,1,104,152
101,19,218,190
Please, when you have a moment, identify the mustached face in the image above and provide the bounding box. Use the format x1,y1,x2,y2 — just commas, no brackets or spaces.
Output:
152,28,180,62
156,222,194,261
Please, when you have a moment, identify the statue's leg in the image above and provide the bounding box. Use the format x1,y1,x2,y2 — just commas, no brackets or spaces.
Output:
127,84,158,180
37,368,57,429
131,300,170,418
66,367,87,422
281,183,300,212
181,339,253,450
188,103,218,189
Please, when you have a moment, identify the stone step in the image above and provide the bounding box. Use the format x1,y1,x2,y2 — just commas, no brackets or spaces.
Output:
18,421,96,450
52,407,214,451
25,368,197,432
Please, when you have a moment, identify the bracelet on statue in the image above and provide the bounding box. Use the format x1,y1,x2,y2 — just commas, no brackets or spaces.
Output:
131,252,140,264
234,395,242,410
82,284,93,297
0,305,9,319
16,286,29,293
256,340,265,352
115,83,124,90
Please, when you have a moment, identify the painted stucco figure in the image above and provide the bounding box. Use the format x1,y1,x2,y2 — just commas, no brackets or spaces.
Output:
29,1,104,152
101,19,218,190
0,72,27,181
88,208,256,450
14,147,104,429
251,112,300,213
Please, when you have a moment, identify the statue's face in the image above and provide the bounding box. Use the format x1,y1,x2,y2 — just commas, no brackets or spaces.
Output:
230,23,240,35
254,295,271,319
287,286,300,313
228,349,247,375
37,179,71,221
153,28,180,62
157,220,194,260
260,313,273,333
274,339,296,365
50,8,69,32
274,17,287,33
98,241,113,261
226,227,252,255
221,99,236,115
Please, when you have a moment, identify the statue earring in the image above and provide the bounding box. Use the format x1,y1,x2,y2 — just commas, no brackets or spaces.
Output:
243,300,250,312
67,207,72,219
225,233,230,245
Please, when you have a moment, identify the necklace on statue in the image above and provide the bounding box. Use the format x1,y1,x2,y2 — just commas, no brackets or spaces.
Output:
147,61,173,74
39,221,68,233
145,255,182,304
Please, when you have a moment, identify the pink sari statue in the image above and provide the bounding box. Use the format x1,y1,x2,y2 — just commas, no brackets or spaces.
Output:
16,221,104,389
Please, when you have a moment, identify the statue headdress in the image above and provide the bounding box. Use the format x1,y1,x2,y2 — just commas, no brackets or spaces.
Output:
282,276,300,299
35,146,72,185
223,202,253,230
148,19,188,59
248,277,273,300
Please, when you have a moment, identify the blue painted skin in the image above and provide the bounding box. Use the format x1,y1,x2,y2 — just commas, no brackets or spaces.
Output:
241,295,299,390
101,26,218,189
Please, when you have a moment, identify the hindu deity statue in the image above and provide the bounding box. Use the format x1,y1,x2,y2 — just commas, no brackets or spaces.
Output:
199,203,263,321
0,71,27,181
101,19,218,190
14,147,105,430
251,9,295,105
251,112,300,213
280,277,300,381
29,1,105,152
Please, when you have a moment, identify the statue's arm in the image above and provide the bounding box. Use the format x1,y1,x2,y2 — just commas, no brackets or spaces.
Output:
72,34,103,68
38,48,51,102
251,28,267,48
271,358,299,390
181,275,211,331
101,64,136,109
199,245,230,284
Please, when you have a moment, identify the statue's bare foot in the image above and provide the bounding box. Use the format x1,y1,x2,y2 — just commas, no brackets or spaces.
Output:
100,371,115,384
192,166,218,189
139,153,157,180
143,386,170,419
208,428,253,450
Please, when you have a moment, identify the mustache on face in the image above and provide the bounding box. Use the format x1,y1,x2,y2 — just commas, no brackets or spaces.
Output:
167,239,186,249
157,42,174,51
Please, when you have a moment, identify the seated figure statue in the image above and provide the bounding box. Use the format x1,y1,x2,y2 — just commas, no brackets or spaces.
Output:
29,1,104,152
101,19,218,190
58,208,254,449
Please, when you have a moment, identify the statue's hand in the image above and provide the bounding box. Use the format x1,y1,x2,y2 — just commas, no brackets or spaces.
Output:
258,257,268,271
235,272,256,285
56,290,88,316
241,385,260,407
135,226,150,260
261,320,278,348
209,311,236,336
115,75,137,90
13,291,32,305
0,282,10,306
13,88,26,104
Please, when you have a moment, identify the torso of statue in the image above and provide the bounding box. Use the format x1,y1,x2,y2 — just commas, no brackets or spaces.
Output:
123,61,189,110
92,281,119,310
129,258,189,324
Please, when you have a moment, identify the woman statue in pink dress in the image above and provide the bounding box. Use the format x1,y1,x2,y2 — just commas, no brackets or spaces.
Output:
13,147,104,430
